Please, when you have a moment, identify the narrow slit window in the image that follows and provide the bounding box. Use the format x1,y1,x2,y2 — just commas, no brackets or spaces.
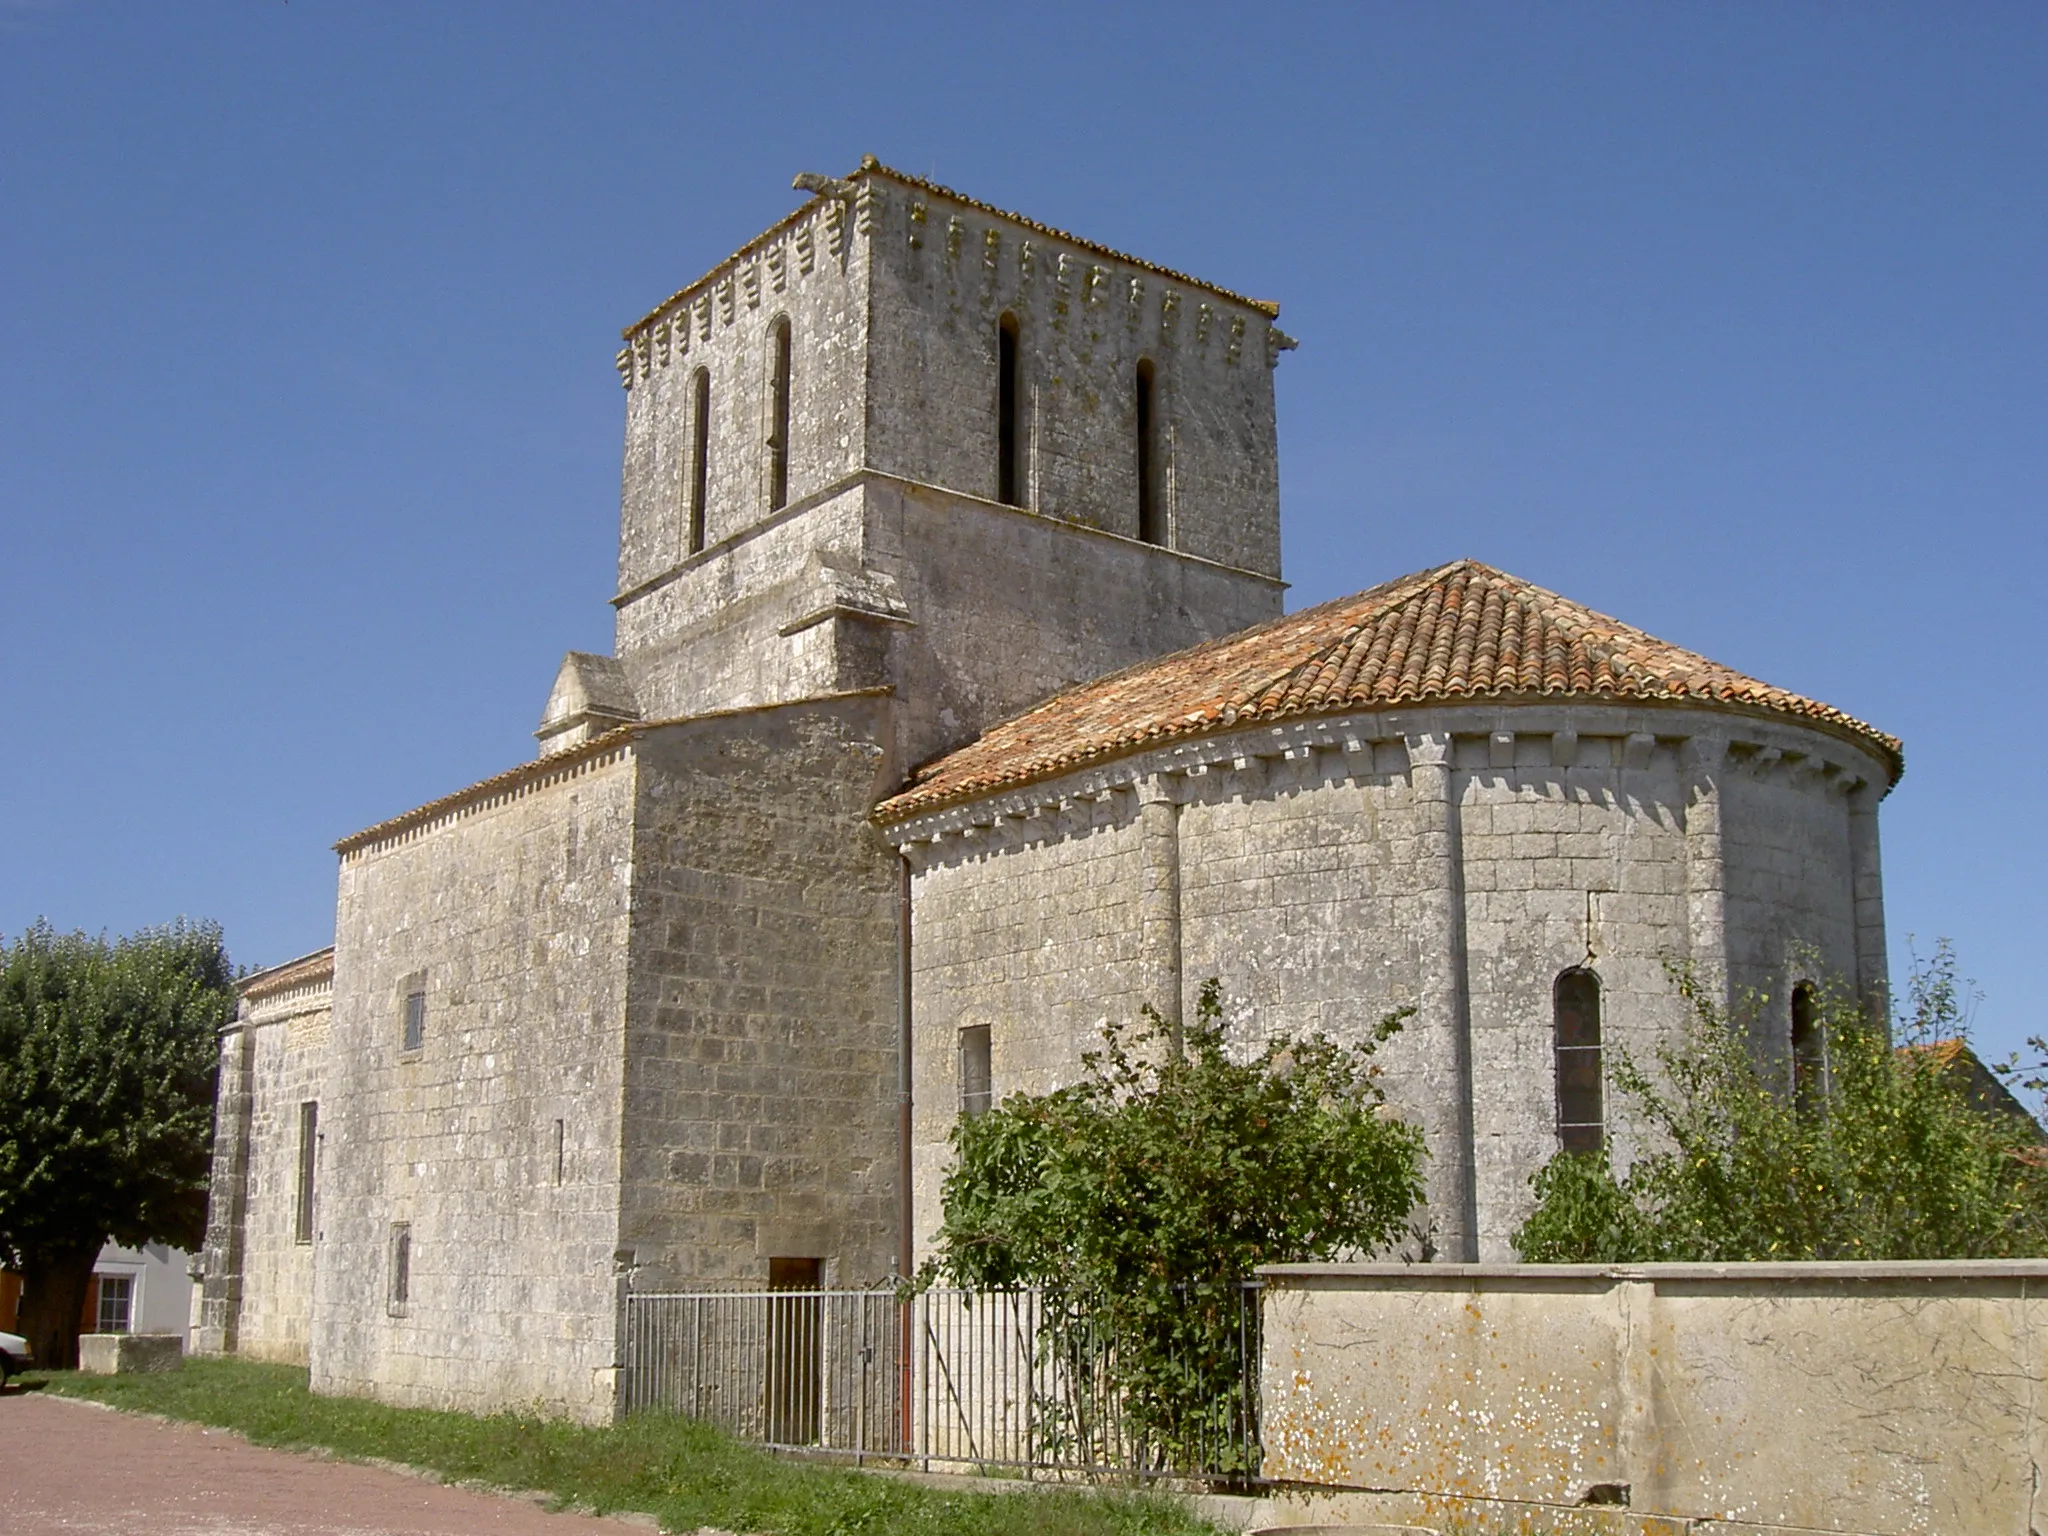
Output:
1135,357,1160,545
554,1118,566,1186
1554,969,1604,1153
688,367,710,555
401,980,426,1054
1791,982,1824,1118
959,1024,992,1119
997,313,1021,506
767,318,792,511
295,1100,318,1243
389,1223,411,1313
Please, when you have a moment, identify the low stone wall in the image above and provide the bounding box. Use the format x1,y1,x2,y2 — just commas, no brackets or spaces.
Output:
78,1333,184,1375
1258,1261,2048,1536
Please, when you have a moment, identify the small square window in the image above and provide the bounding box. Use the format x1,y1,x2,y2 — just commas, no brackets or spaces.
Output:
958,1025,992,1119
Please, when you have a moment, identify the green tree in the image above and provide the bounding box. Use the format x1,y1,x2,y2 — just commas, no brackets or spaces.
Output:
1514,945,2048,1263
0,921,232,1366
926,981,1425,1474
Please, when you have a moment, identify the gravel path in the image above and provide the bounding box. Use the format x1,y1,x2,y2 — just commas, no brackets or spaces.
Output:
0,1388,729,1536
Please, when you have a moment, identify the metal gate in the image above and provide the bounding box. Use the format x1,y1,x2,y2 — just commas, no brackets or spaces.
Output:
620,1283,1261,1480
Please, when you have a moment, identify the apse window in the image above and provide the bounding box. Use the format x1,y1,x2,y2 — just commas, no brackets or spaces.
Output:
959,1024,993,1119
1554,968,1604,1153
1791,982,1826,1118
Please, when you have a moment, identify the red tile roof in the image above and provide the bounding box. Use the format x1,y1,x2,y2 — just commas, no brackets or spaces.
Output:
876,559,1902,822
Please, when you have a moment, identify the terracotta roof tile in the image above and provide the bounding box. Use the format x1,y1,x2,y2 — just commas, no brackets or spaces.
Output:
876,559,1902,822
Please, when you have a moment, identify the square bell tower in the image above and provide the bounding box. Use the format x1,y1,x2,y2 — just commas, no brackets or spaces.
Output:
599,158,1291,771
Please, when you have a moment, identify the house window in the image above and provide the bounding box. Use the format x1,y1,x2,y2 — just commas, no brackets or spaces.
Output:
295,1100,318,1243
96,1274,133,1334
401,978,426,1053
997,313,1021,506
687,367,711,555
1791,982,1825,1117
1554,968,1604,1154
959,1024,992,1119
389,1223,412,1314
1135,357,1160,545
766,317,792,511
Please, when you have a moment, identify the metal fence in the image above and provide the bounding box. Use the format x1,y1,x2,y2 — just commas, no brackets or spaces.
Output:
621,1282,1261,1481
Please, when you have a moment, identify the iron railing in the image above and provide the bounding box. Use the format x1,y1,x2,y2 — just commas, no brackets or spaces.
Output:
620,1282,1261,1481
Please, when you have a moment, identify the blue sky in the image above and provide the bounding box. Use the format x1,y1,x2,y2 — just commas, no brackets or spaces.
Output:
2,3,2041,1063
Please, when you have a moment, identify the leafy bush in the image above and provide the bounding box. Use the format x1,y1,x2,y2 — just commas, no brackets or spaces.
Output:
1514,946,2048,1263
925,980,1425,1475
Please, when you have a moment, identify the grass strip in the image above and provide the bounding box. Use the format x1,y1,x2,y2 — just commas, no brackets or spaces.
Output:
34,1357,1219,1536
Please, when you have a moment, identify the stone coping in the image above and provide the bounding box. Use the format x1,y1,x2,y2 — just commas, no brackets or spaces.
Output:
1260,1259,2048,1285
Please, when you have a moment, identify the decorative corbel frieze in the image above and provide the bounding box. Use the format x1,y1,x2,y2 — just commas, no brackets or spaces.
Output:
907,200,926,250
983,226,1001,275
767,241,787,293
1551,730,1580,769
1194,302,1213,348
795,222,816,275
1622,733,1656,771
1490,731,1516,770
1226,315,1245,365
615,348,634,389
945,215,963,264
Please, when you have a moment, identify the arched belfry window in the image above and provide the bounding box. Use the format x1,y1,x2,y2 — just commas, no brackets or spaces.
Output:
997,313,1022,506
1135,357,1160,544
766,317,792,512
1554,968,1604,1153
1791,982,1825,1118
687,367,710,556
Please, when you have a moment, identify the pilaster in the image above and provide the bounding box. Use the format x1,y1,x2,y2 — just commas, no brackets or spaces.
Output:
1137,774,1184,1039
1405,732,1477,1263
1681,735,1730,1016
195,1021,254,1355
1848,783,1890,1025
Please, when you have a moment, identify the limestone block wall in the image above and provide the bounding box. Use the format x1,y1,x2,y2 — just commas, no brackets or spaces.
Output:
196,954,332,1361
905,802,1148,1257
865,477,1284,765
313,744,636,1422
614,473,1283,771
613,485,874,724
861,174,1283,577
889,703,1891,1265
617,694,904,1289
1258,1261,2048,1536
616,193,868,598
234,998,331,1363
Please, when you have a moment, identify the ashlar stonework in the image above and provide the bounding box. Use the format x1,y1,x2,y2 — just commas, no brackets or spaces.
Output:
199,159,1901,1419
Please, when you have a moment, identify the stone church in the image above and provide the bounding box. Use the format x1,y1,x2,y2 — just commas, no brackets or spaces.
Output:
197,159,1902,1422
